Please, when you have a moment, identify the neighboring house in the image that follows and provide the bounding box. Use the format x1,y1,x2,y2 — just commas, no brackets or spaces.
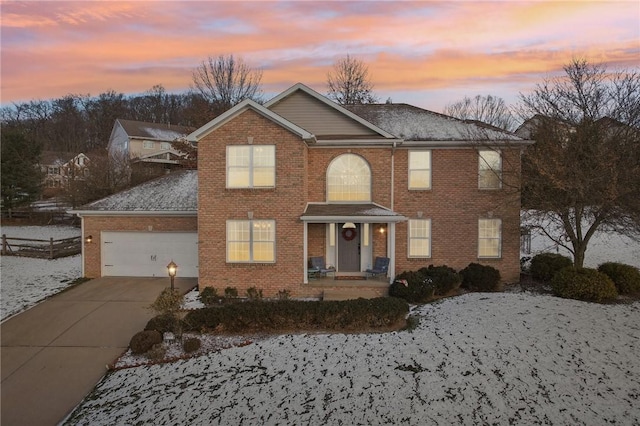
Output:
40,151,90,198
107,119,195,171
74,83,533,298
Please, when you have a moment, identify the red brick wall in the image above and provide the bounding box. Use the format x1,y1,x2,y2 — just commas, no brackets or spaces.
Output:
198,109,309,297
82,215,197,277
198,109,523,296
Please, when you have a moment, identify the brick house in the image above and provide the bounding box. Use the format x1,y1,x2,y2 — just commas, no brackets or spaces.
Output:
73,83,532,298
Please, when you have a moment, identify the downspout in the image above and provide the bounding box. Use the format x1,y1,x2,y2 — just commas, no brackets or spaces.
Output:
391,141,396,210
79,213,85,277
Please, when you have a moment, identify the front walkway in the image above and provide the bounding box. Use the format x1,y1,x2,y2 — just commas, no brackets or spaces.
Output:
0,276,196,426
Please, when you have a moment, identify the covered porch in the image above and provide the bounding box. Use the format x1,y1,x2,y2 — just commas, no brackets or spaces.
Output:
300,203,406,286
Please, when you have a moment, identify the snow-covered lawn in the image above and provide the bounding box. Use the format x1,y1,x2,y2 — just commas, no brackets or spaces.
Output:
65,292,640,425
0,225,81,320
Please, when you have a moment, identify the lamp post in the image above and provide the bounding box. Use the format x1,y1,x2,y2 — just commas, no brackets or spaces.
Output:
167,260,177,290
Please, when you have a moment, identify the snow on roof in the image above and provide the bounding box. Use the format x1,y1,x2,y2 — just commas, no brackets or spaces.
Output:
345,104,522,142
117,119,194,141
80,170,197,212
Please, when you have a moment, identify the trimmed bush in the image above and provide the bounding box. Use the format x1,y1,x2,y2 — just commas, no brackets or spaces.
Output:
275,289,290,300
145,313,181,334
224,287,238,299
551,267,618,303
597,262,640,295
530,253,573,282
418,265,462,296
460,263,501,292
183,297,409,333
389,270,434,303
183,337,201,353
246,287,263,300
150,288,184,315
199,287,220,306
130,330,162,355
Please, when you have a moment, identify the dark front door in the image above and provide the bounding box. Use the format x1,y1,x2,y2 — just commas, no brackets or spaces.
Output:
338,224,360,272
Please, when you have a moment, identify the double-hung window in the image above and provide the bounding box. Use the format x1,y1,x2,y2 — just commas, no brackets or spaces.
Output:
143,141,155,149
226,220,275,263
227,145,275,188
478,218,501,258
478,150,502,189
161,142,171,150
408,150,431,190
408,219,431,258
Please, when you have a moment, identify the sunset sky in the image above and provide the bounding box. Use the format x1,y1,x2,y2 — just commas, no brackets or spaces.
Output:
1,0,639,112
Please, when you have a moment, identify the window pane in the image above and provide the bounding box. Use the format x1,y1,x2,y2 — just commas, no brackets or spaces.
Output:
327,154,371,201
228,242,250,261
228,168,250,187
478,219,501,257
253,146,275,166
409,239,430,257
228,146,250,167
408,151,431,189
479,150,501,189
253,167,275,187
253,242,274,262
253,221,274,241
409,219,431,258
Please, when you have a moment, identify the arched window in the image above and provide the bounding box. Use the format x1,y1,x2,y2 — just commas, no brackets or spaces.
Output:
327,154,371,202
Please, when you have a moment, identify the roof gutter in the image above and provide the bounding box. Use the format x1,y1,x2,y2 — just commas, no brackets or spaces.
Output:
300,215,407,223
70,210,197,217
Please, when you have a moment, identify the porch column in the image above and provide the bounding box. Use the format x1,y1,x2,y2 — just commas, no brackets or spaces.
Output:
303,221,309,284
388,222,396,284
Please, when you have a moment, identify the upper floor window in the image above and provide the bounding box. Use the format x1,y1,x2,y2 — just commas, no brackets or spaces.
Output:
327,154,371,202
143,141,155,149
227,219,275,263
48,167,60,175
478,218,502,258
408,218,431,258
227,145,275,188
161,142,171,150
478,150,502,189
408,150,431,190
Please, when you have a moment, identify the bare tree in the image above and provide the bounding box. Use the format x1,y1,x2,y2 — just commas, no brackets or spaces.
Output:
444,95,516,132
327,55,378,105
191,54,263,114
518,58,640,267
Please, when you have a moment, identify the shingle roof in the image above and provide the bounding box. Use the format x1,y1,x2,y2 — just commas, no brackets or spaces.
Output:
79,170,197,212
301,203,405,221
117,119,194,141
345,104,522,141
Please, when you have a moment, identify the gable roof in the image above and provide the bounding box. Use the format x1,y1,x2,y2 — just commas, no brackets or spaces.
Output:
187,99,315,143
71,170,197,215
40,151,77,166
116,119,194,141
345,104,529,145
266,83,398,140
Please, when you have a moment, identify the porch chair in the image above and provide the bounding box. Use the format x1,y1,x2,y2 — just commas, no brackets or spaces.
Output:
365,256,390,280
308,256,336,278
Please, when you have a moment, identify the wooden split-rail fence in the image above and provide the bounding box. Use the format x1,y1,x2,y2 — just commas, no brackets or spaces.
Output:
1,234,81,259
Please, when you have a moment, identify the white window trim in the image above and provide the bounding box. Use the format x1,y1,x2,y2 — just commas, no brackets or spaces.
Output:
226,145,276,189
326,153,372,202
478,218,502,258
478,149,502,190
408,150,432,190
408,218,432,258
226,219,276,263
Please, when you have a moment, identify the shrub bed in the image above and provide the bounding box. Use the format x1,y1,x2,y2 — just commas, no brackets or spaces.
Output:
144,313,182,334
597,262,640,295
182,297,409,333
418,265,462,296
460,263,501,292
530,253,573,282
389,270,434,303
551,267,618,303
130,330,162,355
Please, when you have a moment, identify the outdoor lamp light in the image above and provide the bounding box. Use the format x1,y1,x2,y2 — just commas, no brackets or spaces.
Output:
85,235,93,244
342,222,356,229
167,260,177,290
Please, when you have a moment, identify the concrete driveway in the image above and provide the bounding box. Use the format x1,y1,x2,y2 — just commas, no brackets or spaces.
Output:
1,276,197,426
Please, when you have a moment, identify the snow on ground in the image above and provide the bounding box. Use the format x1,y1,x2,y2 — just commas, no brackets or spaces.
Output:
65,292,640,425
0,225,81,320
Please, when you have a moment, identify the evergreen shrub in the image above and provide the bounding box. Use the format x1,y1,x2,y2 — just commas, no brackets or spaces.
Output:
597,262,640,295
460,263,501,292
530,253,573,282
551,267,618,303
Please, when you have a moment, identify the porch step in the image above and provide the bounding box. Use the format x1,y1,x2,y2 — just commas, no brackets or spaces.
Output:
322,288,384,301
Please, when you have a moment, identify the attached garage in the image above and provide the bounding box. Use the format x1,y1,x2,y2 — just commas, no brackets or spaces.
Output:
71,170,199,279
102,231,198,277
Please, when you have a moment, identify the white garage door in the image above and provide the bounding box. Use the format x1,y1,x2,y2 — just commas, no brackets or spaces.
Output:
102,231,198,277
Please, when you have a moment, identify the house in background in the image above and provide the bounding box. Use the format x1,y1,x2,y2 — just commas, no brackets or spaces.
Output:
74,83,533,299
40,151,90,198
107,119,195,175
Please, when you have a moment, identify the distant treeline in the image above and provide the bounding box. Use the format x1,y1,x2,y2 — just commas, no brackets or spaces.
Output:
0,85,221,154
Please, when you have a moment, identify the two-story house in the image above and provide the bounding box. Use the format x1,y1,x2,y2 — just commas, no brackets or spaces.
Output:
41,151,90,198
107,119,195,174
73,84,532,298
